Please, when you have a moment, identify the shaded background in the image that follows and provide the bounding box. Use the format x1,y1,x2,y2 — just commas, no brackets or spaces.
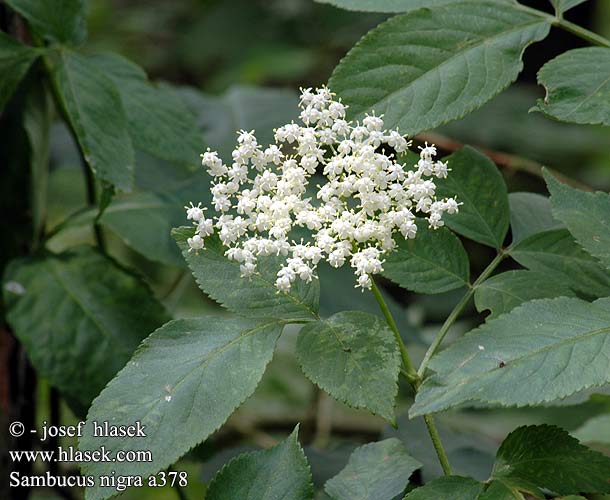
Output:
4,0,610,498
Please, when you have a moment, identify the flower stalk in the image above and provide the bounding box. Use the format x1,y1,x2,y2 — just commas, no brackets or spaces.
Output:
370,278,418,382
370,276,452,475
370,247,510,475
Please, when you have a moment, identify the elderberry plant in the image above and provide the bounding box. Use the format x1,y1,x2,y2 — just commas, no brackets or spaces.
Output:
2,1,610,499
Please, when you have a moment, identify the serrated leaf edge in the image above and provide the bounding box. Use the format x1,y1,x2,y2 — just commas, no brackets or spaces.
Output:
329,2,551,135
295,315,400,424
81,317,284,500
206,425,314,500
172,227,320,322
411,296,610,416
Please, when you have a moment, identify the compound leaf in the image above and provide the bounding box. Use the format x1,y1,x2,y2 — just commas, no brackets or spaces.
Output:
546,171,610,269
173,227,319,321
296,311,400,422
325,438,421,500
474,270,575,320
3,247,168,409
383,220,469,294
537,47,610,126
329,2,550,135
509,229,610,298
99,176,211,267
493,425,610,495
412,296,610,416
81,316,283,500
49,49,134,191
90,53,201,167
206,427,313,500
435,146,509,248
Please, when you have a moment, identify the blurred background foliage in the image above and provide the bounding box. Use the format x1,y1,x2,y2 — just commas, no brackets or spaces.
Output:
8,0,610,498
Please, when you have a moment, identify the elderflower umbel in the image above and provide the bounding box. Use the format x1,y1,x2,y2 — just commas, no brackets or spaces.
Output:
186,86,459,291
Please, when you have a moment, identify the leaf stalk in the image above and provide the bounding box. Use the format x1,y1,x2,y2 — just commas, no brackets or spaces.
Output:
555,18,610,48
370,277,452,474
423,414,452,476
370,278,418,381
417,249,507,377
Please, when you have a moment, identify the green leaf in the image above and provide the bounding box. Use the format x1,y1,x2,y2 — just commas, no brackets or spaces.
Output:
536,47,610,126
206,427,313,500
81,316,283,500
383,220,470,294
477,480,524,500
316,0,511,13
49,49,134,191
509,229,610,298
411,296,610,416
403,476,484,500
493,424,610,495
296,311,400,422
474,270,575,320
0,33,40,112
329,2,550,135
5,0,87,45
90,53,201,167
99,176,211,267
574,414,610,445
173,227,319,322
24,83,53,243
3,247,168,408
545,171,610,269
509,192,562,244
324,438,421,500
435,146,509,248
549,0,589,13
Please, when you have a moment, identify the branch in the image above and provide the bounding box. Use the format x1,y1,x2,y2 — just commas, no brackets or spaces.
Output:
415,131,593,192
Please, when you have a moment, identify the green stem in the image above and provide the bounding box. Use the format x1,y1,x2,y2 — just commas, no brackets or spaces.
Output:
43,50,107,251
423,414,452,475
417,250,506,378
514,2,610,48
555,18,610,48
371,278,453,474
370,278,418,380
83,163,107,251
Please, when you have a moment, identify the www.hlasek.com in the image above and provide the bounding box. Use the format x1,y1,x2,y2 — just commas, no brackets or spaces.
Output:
8,420,188,492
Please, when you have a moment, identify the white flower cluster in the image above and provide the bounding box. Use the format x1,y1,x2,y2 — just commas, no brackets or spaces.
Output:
186,86,458,292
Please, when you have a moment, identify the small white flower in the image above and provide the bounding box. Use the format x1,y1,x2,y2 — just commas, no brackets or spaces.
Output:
200,149,227,177
185,86,458,290
187,234,205,251
185,202,204,222
264,145,284,165
197,218,214,237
